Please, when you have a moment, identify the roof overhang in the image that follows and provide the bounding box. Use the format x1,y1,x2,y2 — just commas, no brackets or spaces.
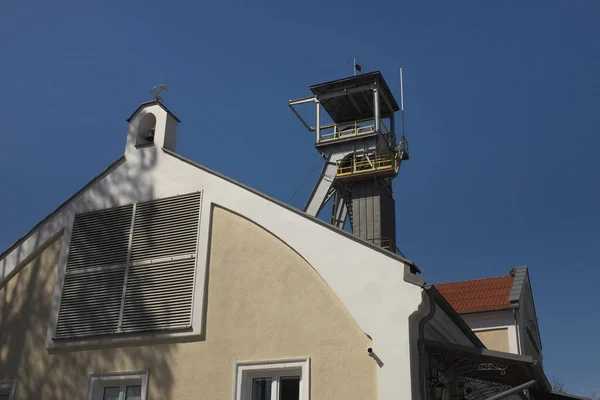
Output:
457,306,516,315
426,339,550,399
165,149,421,273
126,100,181,123
309,71,399,124
425,285,485,348
535,392,593,400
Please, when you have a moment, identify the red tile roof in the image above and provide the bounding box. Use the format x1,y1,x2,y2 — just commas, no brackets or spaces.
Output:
435,275,515,313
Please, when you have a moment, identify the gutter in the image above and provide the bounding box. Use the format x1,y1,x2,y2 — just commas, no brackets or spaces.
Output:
513,308,521,354
417,286,485,399
456,305,517,315
426,285,485,348
418,289,437,399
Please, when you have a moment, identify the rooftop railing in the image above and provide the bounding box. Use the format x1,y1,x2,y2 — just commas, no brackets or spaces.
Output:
336,152,399,178
318,118,391,143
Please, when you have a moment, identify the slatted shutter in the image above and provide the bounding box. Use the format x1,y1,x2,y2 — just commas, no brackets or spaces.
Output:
55,205,133,339
123,192,201,331
122,258,196,331
65,206,132,269
130,193,200,262
54,192,202,340
55,268,126,338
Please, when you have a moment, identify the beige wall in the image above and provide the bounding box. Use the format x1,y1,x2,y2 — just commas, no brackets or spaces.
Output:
0,206,376,400
475,328,510,353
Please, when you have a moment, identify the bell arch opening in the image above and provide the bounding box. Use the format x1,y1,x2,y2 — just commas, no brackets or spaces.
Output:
135,113,157,147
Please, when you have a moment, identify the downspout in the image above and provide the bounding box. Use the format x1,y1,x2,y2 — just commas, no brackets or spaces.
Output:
513,308,521,354
418,288,437,400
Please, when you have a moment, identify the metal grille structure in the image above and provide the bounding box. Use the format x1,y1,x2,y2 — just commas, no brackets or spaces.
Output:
122,257,196,332
131,193,200,262
55,192,201,339
66,205,133,270
55,268,125,338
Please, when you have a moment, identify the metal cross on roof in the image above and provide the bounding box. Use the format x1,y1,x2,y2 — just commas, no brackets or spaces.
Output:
150,72,168,102
150,83,168,102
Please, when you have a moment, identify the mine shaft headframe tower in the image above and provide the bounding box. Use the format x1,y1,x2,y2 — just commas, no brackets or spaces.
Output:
288,71,410,254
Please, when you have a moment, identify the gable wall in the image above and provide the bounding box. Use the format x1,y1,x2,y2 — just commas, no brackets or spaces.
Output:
461,310,519,354
0,146,425,399
519,282,543,362
0,207,378,399
475,328,510,353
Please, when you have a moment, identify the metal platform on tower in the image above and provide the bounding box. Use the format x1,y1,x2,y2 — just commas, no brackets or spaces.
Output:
310,72,399,123
288,70,411,256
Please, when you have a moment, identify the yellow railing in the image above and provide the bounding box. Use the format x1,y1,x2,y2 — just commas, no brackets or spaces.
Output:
319,118,389,143
336,152,398,177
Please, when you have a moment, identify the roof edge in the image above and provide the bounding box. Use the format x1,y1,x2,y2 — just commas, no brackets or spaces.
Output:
309,71,400,111
509,265,528,304
522,266,544,351
404,264,425,287
436,274,515,286
126,100,181,123
1,147,422,276
424,285,485,348
544,392,592,400
456,305,517,315
425,339,551,392
163,148,421,273
425,338,533,363
0,157,126,263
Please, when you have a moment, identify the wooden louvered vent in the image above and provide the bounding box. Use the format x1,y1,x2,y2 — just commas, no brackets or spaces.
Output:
55,192,201,339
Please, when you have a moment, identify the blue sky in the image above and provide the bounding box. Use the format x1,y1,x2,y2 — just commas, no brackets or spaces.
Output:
1,0,598,395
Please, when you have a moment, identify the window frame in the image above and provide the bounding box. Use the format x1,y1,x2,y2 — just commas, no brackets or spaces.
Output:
86,371,148,400
234,358,310,400
99,384,142,400
0,379,16,400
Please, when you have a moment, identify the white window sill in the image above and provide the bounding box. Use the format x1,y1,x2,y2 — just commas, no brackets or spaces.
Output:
46,329,202,351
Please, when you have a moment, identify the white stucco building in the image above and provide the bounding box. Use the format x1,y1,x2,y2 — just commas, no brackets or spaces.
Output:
0,79,583,400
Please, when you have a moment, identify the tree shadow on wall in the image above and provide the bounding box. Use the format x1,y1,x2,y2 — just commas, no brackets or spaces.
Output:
0,145,181,399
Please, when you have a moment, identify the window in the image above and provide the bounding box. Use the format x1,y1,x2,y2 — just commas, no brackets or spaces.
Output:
235,359,310,400
101,385,141,400
250,375,300,400
54,192,201,340
86,371,147,400
0,380,16,400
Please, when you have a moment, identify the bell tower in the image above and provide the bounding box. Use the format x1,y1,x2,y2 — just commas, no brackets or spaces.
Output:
124,100,180,159
289,71,410,254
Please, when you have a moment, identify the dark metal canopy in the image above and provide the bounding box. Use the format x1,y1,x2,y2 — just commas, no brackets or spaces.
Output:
535,392,592,400
426,340,550,400
309,71,400,125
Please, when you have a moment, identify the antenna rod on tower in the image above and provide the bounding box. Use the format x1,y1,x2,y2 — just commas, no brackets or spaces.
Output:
353,57,356,76
400,67,406,137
